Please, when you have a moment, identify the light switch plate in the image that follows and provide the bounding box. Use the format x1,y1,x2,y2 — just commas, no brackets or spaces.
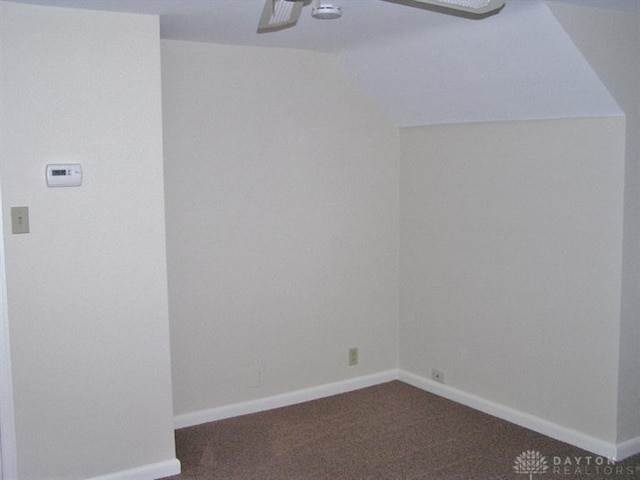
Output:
11,206,29,234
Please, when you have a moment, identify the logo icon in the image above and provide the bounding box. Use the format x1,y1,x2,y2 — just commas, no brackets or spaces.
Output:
513,450,549,480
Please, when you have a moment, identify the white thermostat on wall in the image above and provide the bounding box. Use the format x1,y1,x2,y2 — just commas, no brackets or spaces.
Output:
46,164,82,187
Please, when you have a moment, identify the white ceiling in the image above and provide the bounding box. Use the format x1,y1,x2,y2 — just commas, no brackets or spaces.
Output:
7,0,631,126
335,0,624,126
6,0,636,52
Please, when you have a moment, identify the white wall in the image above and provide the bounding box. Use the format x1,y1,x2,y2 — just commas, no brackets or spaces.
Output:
399,117,625,443
161,40,399,416
0,3,178,478
1,4,634,476
549,1,640,446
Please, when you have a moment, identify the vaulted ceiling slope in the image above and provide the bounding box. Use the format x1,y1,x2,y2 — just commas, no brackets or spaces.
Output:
7,0,626,126
335,0,623,126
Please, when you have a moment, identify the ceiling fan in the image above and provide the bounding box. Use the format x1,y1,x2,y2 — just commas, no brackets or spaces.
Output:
257,0,506,33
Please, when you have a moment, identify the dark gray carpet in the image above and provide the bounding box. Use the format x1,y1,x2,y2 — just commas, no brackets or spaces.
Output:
164,381,640,479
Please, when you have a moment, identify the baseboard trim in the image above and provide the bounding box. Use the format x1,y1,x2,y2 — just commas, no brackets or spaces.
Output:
398,370,622,460
616,436,640,461
173,369,640,462
174,369,399,429
89,458,181,480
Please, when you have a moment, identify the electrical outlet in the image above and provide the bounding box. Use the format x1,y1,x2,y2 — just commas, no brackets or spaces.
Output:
348,347,358,366
431,368,444,384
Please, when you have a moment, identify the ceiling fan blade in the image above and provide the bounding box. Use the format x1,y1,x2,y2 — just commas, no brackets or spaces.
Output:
257,0,304,33
410,0,505,16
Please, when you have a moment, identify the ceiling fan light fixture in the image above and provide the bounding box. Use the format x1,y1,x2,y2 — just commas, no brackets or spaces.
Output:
312,5,342,20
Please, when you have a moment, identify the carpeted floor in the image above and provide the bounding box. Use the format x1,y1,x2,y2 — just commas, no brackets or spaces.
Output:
163,381,640,479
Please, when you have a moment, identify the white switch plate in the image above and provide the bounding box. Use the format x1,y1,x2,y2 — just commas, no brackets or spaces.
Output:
11,206,29,234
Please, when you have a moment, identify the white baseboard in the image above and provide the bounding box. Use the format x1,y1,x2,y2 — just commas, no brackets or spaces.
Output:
89,458,181,480
172,368,640,462
398,370,625,460
174,369,399,429
616,436,640,461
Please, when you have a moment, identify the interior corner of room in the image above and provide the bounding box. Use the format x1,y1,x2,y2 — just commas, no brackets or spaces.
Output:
0,0,639,478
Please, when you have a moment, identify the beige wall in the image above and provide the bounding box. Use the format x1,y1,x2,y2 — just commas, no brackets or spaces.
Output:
1,3,636,476
161,40,399,416
399,117,626,442
550,1,640,446
0,3,178,478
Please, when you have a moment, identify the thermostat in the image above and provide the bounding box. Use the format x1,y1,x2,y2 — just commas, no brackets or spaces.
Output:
46,164,82,187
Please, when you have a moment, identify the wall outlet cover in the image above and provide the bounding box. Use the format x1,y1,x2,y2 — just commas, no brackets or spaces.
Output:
348,347,358,366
